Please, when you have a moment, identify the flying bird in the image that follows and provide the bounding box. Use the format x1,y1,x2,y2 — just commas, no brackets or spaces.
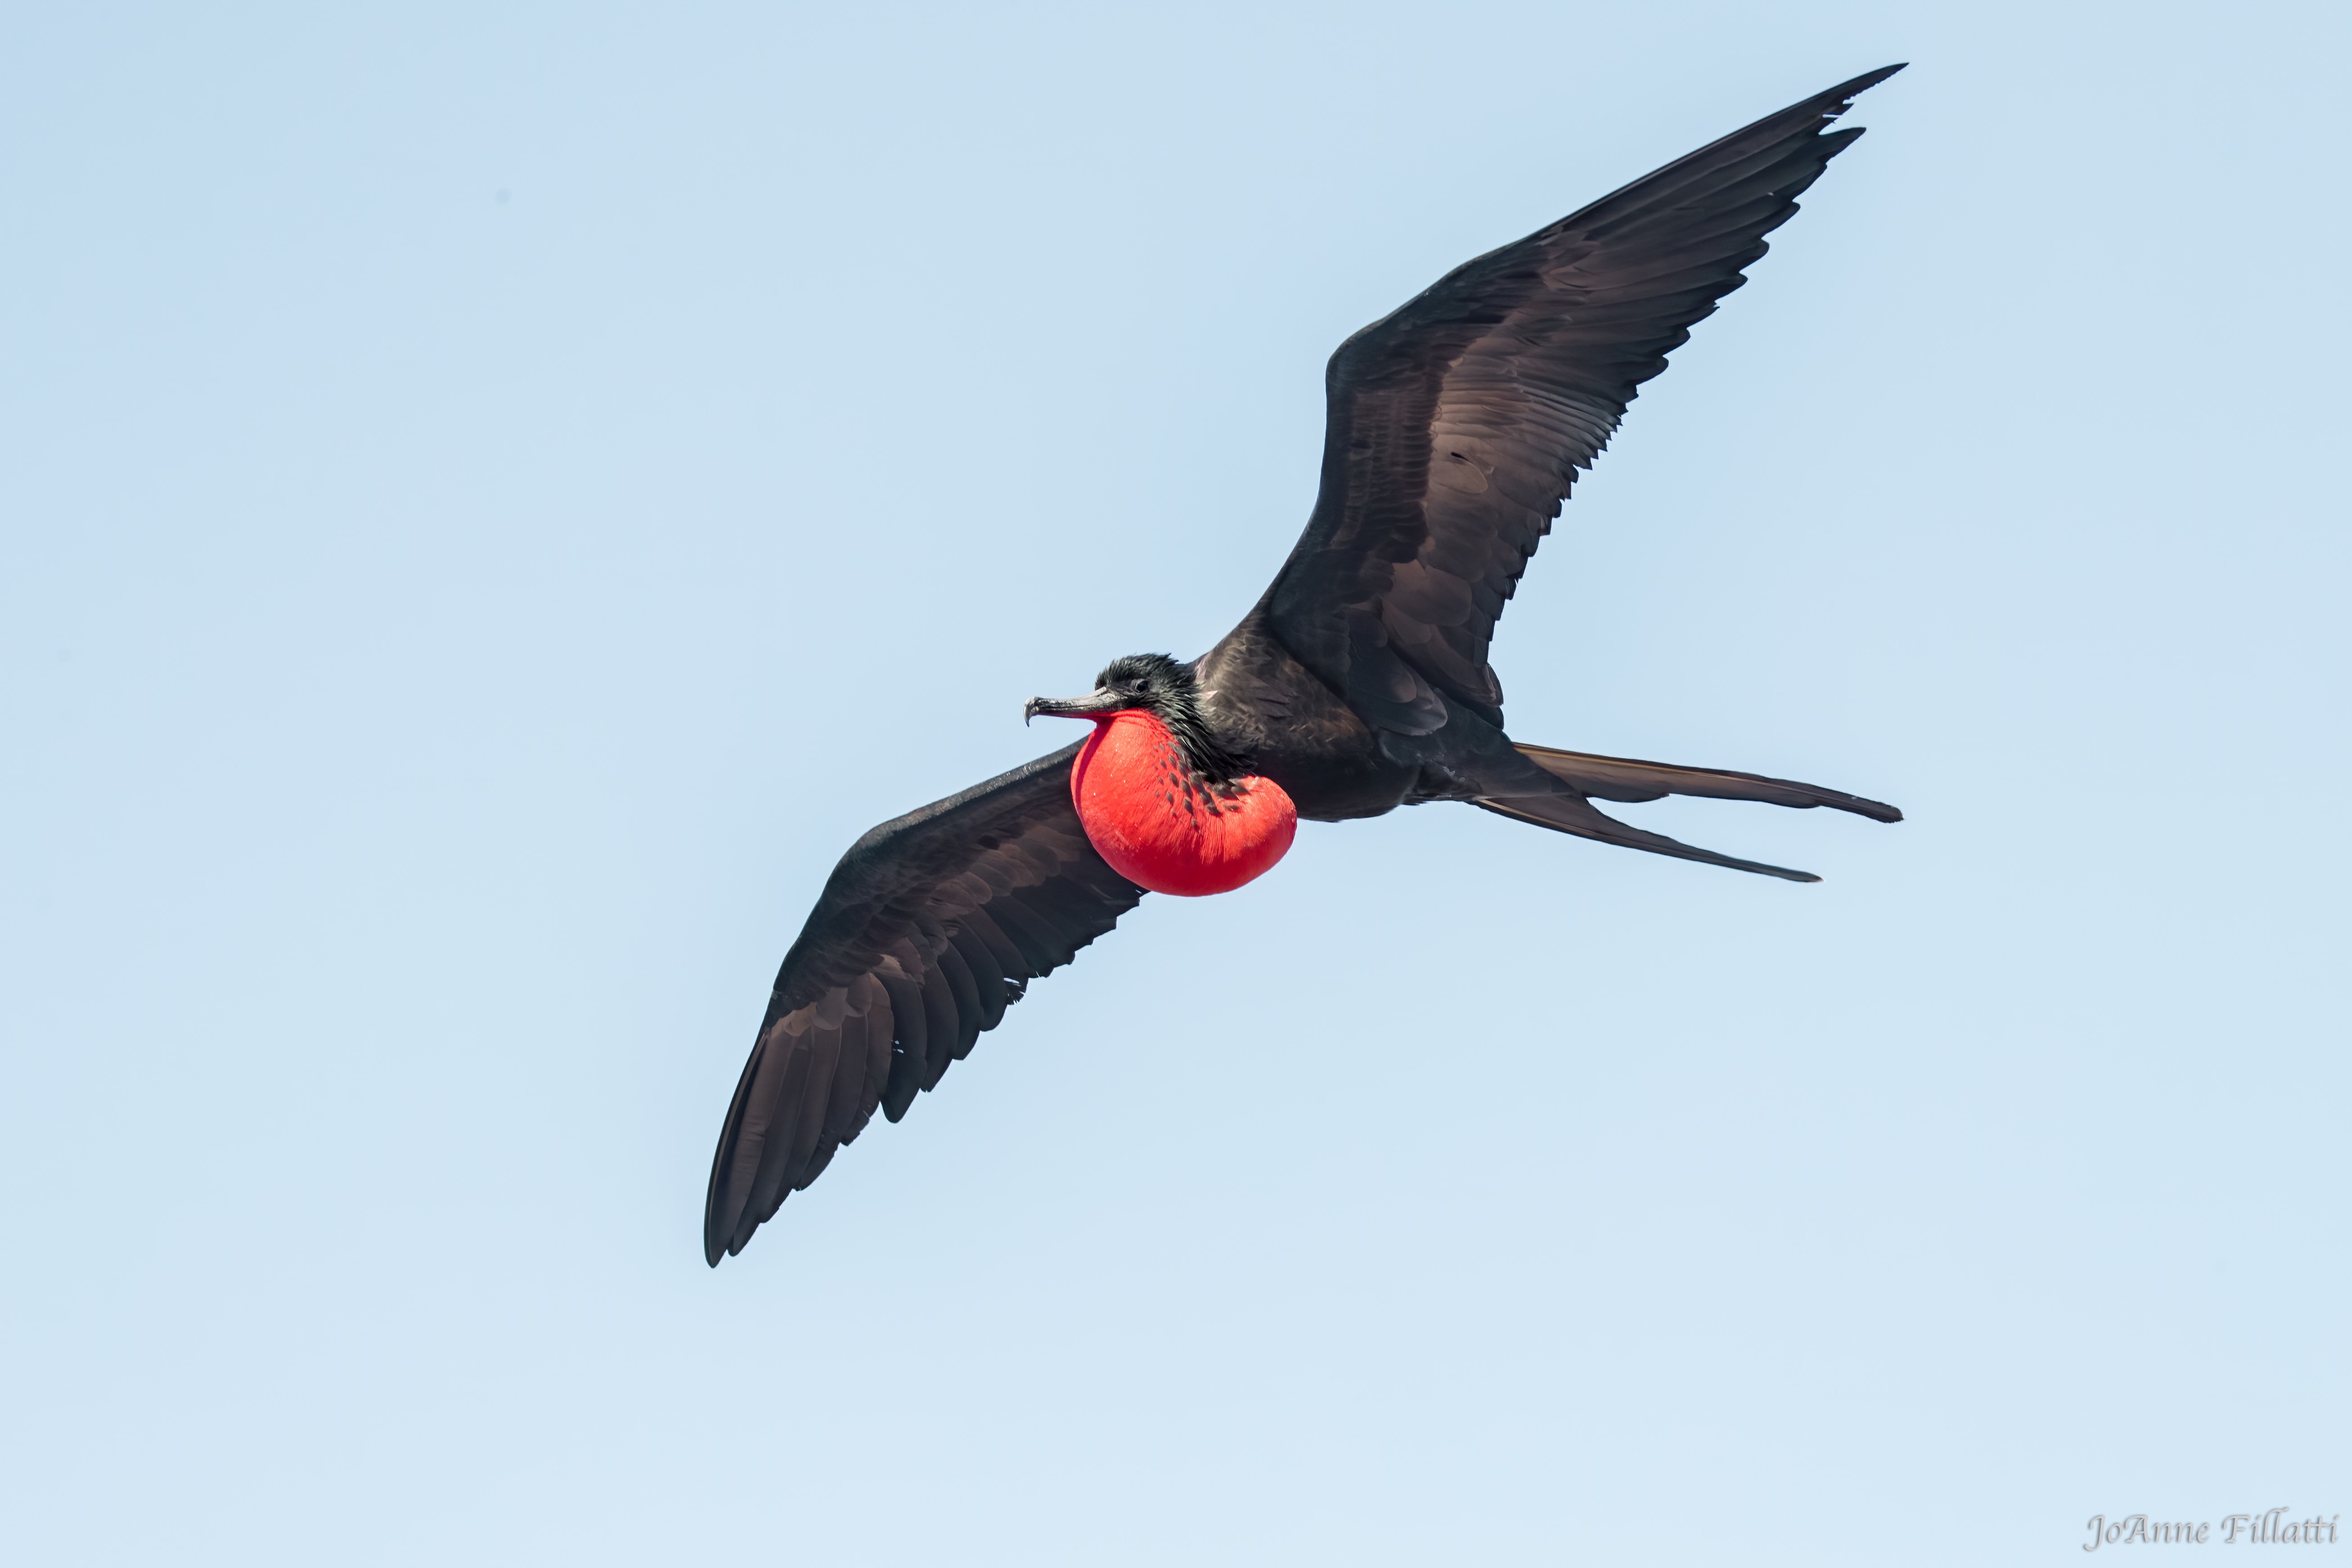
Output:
705,65,1907,1264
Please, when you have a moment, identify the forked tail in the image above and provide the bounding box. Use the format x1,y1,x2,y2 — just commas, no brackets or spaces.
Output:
1473,743,1902,883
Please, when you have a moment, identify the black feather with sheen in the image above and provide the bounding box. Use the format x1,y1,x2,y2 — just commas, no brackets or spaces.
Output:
1261,65,1902,737
703,745,1144,1264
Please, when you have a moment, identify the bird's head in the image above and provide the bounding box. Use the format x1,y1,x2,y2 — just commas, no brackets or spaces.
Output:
1025,653,1244,782
1023,653,1191,725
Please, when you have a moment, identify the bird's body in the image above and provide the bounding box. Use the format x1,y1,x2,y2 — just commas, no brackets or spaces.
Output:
704,66,1910,1264
1196,610,1420,821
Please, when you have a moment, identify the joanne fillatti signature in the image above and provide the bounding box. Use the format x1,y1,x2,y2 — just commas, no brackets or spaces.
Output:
2084,1509,2340,1550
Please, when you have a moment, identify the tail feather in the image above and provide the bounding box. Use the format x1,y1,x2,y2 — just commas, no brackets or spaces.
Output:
1472,792,1822,883
1511,743,1902,823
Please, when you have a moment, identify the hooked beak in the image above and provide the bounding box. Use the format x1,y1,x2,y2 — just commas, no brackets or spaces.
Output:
1023,688,1131,726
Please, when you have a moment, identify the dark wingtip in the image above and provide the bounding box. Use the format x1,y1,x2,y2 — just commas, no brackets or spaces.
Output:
703,1164,740,1267
1834,62,1908,98
703,1172,730,1266
1793,64,1906,133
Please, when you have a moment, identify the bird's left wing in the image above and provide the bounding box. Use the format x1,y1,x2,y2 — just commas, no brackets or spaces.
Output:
704,742,1144,1264
1259,65,1902,737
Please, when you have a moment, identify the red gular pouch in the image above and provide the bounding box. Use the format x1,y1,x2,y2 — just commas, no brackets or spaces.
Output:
1069,710,1297,897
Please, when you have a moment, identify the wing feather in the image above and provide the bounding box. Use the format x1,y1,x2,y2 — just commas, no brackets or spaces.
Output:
1260,66,1902,734
704,743,1146,1263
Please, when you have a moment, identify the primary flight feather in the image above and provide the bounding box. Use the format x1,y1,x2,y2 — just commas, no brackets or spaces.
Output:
706,65,1907,1264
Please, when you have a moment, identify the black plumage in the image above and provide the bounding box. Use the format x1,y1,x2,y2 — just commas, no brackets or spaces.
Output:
706,66,1907,1264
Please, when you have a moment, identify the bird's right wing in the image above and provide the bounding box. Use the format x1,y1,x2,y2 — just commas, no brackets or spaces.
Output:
704,742,1145,1264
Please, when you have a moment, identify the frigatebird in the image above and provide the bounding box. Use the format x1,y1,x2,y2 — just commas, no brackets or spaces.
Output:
705,65,1907,1263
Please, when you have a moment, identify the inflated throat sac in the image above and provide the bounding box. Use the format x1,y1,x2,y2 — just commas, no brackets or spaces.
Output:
1069,711,1296,897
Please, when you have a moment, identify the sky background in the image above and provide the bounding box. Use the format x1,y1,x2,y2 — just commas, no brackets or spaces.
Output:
3,2,2347,1563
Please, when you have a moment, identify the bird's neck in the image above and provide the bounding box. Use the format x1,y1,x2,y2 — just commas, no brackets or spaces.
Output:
1140,687,1246,785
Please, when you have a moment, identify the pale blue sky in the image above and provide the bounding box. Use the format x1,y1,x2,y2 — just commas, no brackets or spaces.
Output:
3,3,2346,1563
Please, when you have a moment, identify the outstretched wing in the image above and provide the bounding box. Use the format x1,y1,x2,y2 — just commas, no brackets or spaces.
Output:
1262,65,1902,737
705,743,1144,1264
